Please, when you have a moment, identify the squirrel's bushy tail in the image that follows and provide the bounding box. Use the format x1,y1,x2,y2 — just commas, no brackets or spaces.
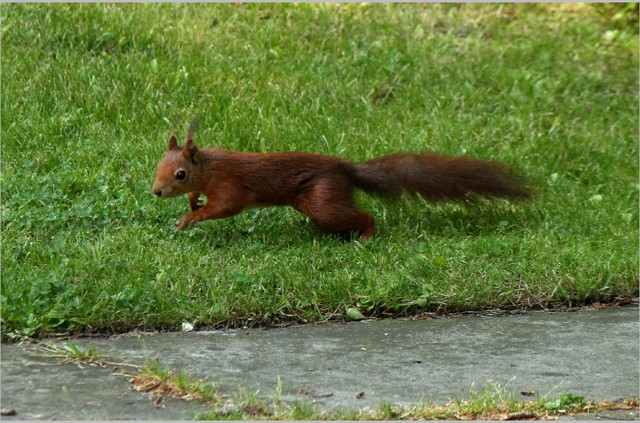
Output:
352,154,531,202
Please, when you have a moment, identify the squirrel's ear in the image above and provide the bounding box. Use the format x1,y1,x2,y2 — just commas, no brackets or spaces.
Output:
183,139,199,163
168,133,179,151
183,116,201,162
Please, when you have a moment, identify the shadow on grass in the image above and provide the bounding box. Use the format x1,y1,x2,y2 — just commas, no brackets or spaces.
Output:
169,200,540,248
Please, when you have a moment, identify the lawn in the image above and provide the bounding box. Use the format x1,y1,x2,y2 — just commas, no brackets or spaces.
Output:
2,3,638,339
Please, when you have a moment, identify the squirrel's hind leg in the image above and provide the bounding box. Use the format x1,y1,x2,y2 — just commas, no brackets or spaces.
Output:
293,180,375,240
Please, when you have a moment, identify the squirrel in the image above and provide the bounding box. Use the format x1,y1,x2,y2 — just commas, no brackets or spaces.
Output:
152,128,531,240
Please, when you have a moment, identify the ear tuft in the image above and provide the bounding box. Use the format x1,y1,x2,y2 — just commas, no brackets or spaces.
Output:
168,133,179,151
186,116,202,143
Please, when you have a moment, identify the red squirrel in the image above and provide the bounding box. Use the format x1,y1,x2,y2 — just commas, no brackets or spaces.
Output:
152,128,530,240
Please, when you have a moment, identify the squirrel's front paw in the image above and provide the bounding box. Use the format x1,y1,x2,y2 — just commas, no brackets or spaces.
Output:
176,213,198,230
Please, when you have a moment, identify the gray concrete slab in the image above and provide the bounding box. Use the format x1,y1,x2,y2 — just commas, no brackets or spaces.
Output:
1,307,638,420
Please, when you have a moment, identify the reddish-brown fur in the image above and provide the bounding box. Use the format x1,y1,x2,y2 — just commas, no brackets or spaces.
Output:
152,130,530,240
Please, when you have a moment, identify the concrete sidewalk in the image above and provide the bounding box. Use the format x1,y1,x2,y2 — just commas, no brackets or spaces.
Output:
1,307,639,420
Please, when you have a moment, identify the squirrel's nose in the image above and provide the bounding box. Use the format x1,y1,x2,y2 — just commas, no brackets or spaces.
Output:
154,190,162,197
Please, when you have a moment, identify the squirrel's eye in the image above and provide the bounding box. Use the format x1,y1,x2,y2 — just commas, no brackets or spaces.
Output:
176,170,187,180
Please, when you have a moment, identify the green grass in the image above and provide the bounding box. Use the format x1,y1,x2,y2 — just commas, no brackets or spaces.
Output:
195,378,638,420
131,359,220,403
2,3,638,338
